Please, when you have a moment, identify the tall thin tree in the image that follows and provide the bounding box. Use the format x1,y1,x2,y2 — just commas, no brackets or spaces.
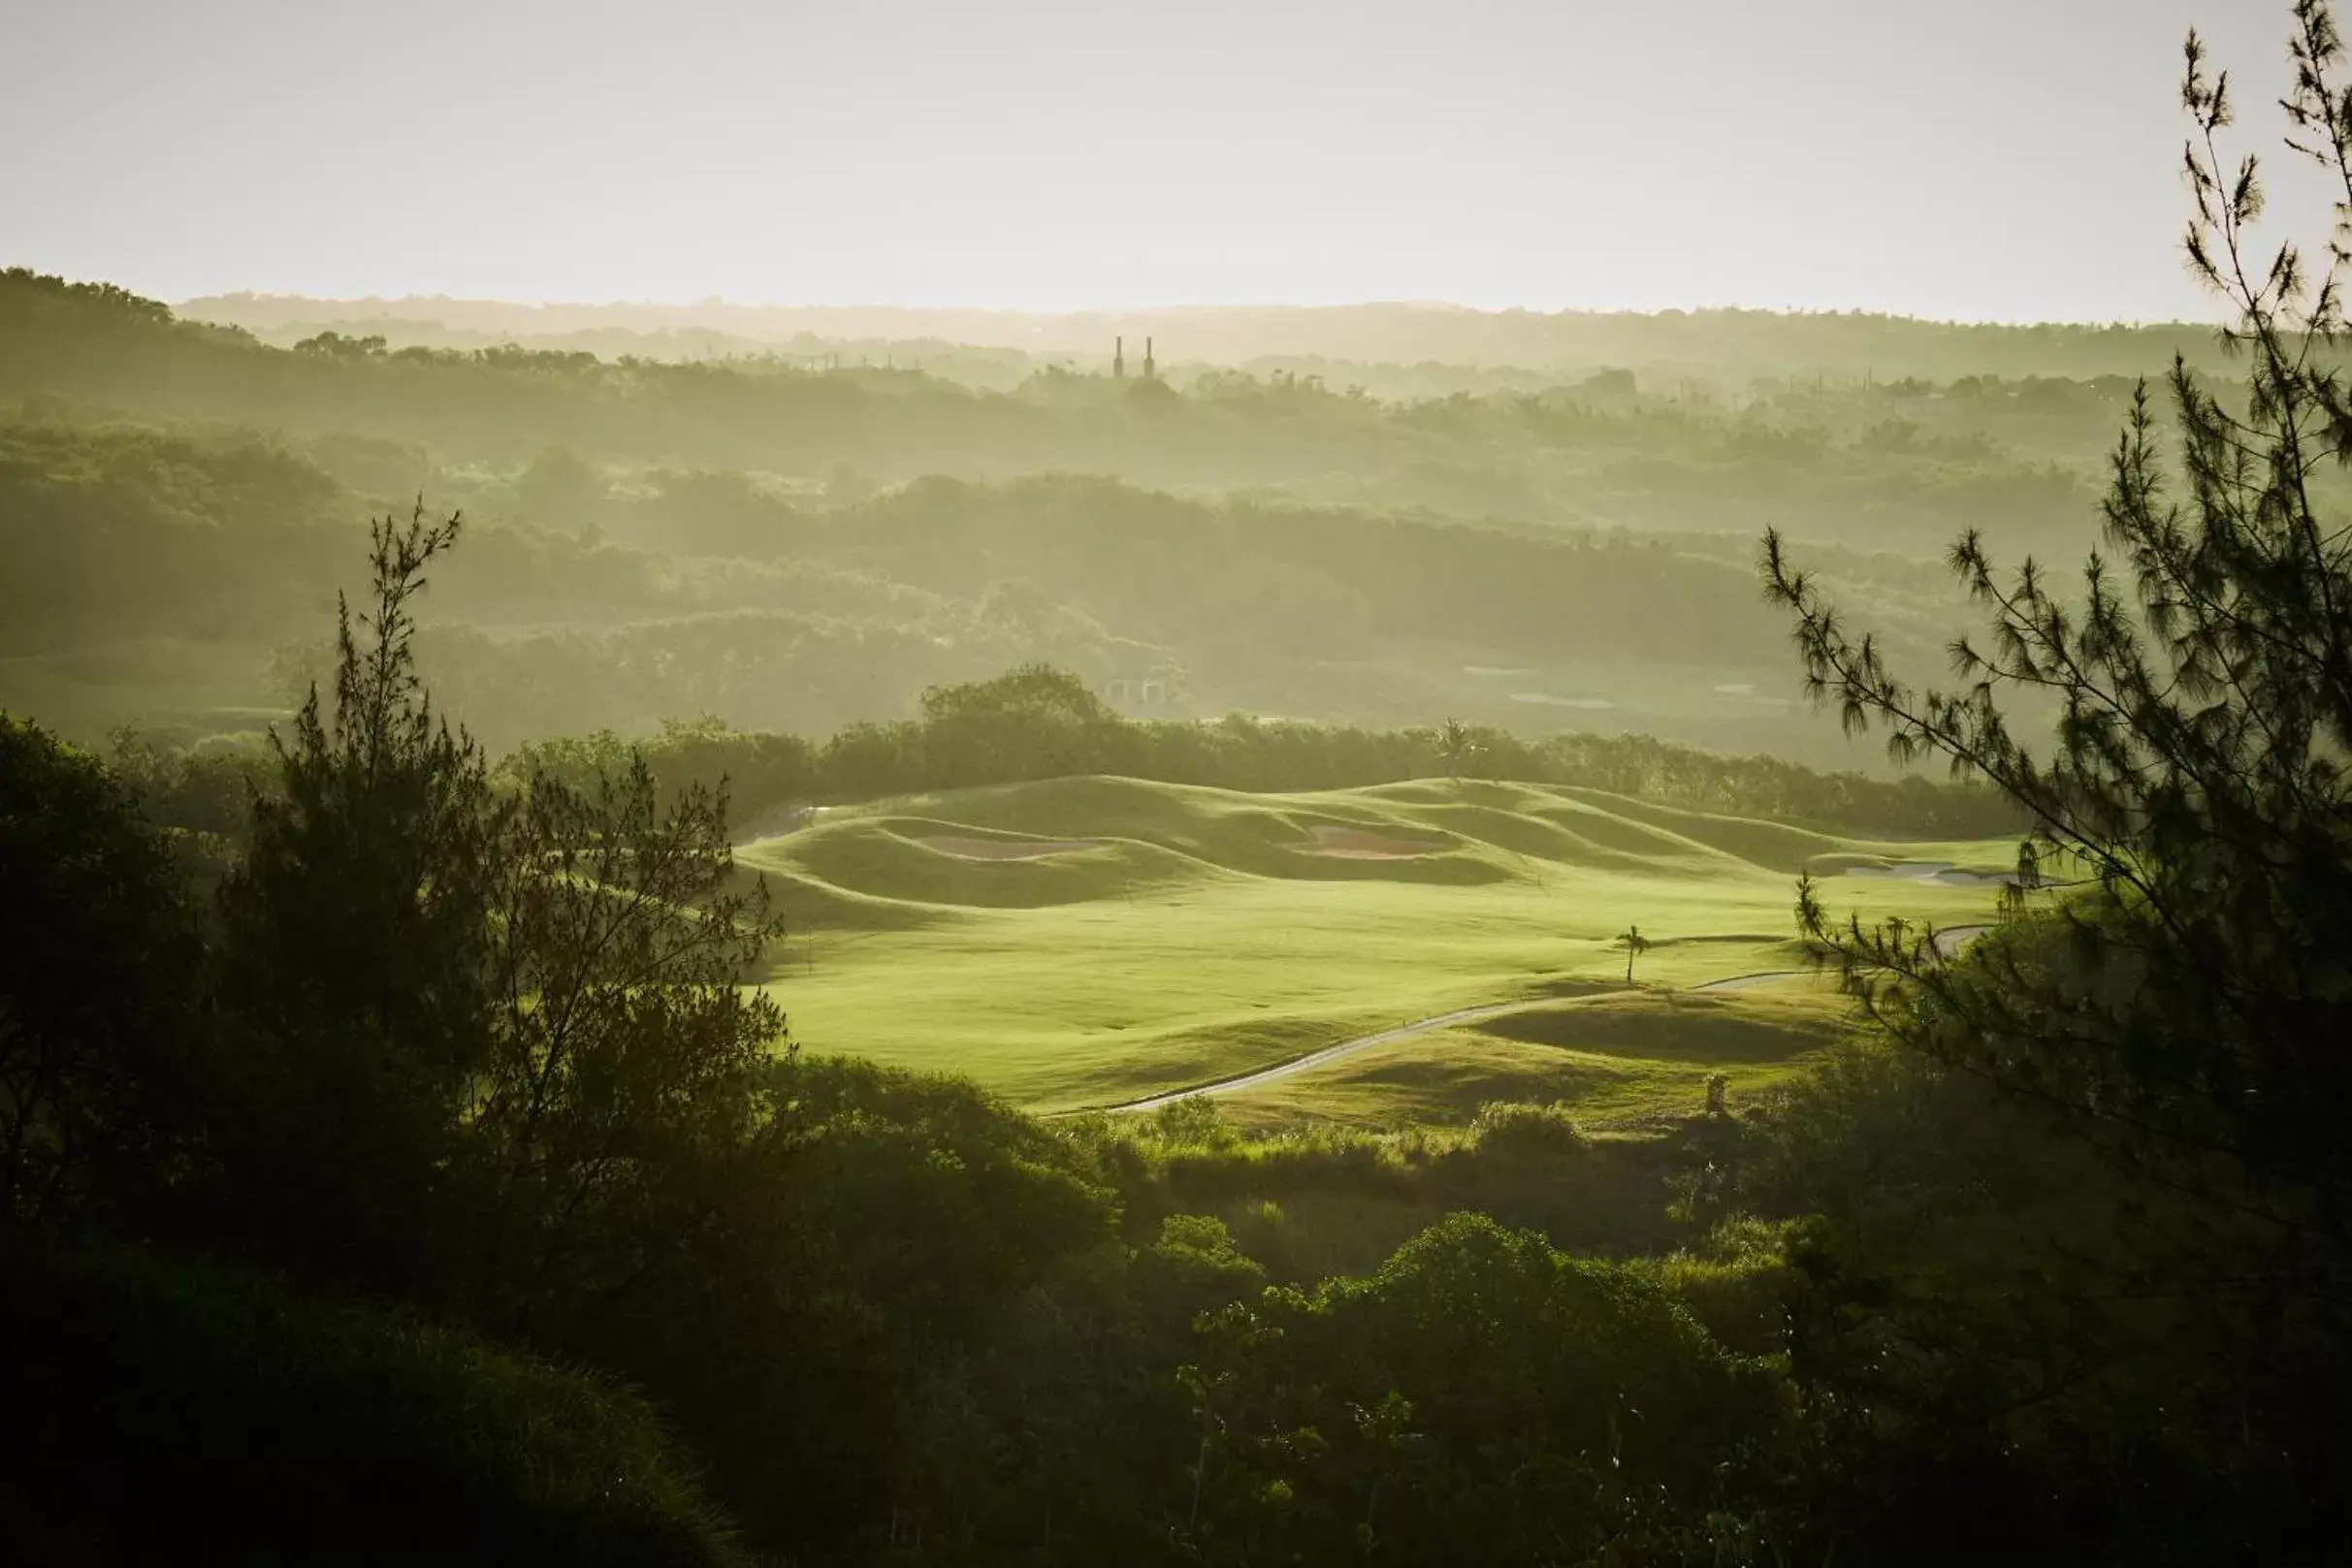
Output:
1762,2,2352,1236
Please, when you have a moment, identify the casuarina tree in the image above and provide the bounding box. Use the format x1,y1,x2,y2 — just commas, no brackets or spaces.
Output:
1763,0,2352,1251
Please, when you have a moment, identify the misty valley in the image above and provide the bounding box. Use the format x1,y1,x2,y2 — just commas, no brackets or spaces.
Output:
6,3,2352,1564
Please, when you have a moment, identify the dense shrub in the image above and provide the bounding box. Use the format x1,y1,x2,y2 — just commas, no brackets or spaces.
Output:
0,714,203,1224
0,1235,743,1568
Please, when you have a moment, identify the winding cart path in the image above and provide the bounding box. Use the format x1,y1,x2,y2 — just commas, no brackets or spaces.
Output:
1102,925,1992,1113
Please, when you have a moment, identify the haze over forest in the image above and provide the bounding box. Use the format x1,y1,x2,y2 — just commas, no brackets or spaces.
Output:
17,268,2192,764
7,2,2352,1565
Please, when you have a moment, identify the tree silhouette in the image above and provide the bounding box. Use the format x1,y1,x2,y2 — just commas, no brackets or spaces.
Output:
212,505,789,1309
1434,718,1482,788
0,716,200,1224
211,504,506,1290
1762,3,2352,1232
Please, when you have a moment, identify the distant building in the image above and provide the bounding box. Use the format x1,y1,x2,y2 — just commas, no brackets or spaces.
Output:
1111,336,1160,382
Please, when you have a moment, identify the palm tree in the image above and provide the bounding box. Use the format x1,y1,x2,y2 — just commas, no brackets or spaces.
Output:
1614,923,1652,984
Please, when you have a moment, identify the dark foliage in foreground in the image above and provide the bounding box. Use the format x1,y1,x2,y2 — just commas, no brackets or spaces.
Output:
0,714,201,1224
1756,3,2352,1554
0,1234,744,1568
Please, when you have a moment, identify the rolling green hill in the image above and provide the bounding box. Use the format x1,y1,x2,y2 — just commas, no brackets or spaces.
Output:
740,774,2014,1121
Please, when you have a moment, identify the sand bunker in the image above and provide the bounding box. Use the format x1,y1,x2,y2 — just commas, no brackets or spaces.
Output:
1298,824,1446,859
919,835,1097,861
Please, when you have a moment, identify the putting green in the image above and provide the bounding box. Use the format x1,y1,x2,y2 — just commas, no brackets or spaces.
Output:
739,776,2015,1120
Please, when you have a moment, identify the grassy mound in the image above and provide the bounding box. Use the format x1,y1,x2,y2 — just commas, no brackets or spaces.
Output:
1213,988,1848,1130
779,813,1219,910
739,774,2014,1120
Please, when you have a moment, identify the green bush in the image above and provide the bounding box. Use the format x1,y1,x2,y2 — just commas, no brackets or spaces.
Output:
0,1235,745,1567
1464,1098,1592,1162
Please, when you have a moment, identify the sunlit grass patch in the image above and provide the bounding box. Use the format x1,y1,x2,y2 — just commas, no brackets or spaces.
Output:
742,775,2008,1118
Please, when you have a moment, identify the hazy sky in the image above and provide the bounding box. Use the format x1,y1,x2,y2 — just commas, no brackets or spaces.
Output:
0,0,2329,319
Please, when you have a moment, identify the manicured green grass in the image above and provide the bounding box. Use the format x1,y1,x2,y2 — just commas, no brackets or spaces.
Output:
1212,986,1851,1130
740,776,2011,1120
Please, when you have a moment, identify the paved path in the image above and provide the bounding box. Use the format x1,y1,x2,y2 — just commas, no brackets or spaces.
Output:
1099,924,1994,1114
1108,994,1631,1113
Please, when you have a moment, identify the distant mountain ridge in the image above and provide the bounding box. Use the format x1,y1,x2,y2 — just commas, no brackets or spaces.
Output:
177,291,2238,382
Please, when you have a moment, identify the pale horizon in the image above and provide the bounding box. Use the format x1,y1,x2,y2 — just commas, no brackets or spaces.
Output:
168,289,2226,331
3,0,2323,324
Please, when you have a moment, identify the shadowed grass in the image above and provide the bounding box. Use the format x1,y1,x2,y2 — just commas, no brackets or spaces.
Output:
1213,987,1848,1130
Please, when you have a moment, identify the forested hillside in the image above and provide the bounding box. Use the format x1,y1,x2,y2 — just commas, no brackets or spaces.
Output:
7,266,2109,757
13,268,2131,552
183,289,2268,386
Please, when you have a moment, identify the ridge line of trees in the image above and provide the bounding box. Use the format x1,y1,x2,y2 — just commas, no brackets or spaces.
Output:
504,666,2026,841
